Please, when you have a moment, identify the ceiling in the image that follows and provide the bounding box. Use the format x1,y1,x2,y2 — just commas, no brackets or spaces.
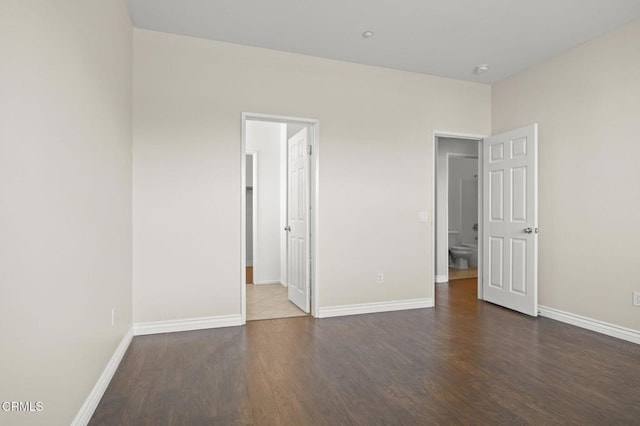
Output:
128,0,640,84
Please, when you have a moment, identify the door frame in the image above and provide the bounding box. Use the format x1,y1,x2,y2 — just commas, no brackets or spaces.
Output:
432,131,487,302
241,112,320,324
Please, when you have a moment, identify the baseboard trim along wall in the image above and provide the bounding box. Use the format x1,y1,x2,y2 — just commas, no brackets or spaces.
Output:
318,298,434,319
71,330,133,426
133,314,242,336
538,305,640,345
435,275,448,283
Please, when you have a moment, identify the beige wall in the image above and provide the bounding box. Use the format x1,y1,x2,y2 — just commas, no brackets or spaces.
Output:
0,1,132,425
493,20,640,330
132,29,490,323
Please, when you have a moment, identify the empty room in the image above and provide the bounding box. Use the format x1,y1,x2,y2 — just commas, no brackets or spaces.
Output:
2,1,640,425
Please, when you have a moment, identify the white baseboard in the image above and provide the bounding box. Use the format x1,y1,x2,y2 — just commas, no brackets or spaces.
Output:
253,280,281,285
133,314,242,336
71,330,133,426
539,305,640,345
435,274,448,283
318,298,434,319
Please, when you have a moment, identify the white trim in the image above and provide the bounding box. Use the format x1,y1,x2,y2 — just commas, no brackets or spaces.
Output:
433,130,487,141
253,280,282,285
71,330,133,426
241,118,247,324
431,133,437,305
317,298,434,319
133,315,242,336
539,305,640,345
476,140,484,299
279,128,287,288
311,121,320,318
435,274,448,283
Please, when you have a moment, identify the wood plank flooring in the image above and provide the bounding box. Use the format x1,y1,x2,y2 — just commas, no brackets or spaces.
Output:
90,279,640,425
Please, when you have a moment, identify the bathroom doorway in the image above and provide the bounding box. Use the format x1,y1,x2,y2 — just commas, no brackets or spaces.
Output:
447,156,479,280
434,133,484,298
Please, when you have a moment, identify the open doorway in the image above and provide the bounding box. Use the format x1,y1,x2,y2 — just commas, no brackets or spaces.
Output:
447,156,479,280
241,114,319,323
434,134,484,300
433,125,539,316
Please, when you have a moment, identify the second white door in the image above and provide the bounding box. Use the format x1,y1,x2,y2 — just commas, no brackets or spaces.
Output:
482,124,538,316
286,128,310,312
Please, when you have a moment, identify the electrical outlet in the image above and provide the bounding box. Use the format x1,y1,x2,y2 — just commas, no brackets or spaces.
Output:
111,308,115,326
377,273,384,284
633,292,640,307
418,211,428,223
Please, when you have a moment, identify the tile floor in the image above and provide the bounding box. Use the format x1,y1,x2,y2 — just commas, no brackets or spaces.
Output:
246,284,307,321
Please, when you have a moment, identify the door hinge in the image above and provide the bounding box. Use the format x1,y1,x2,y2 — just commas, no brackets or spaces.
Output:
307,145,312,155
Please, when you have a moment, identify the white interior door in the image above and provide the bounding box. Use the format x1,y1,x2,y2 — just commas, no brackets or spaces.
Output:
482,124,538,316
286,128,310,312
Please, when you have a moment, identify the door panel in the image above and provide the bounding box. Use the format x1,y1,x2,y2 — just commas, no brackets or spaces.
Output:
287,128,310,312
510,238,527,294
489,170,504,221
511,167,527,221
489,237,503,289
482,124,538,316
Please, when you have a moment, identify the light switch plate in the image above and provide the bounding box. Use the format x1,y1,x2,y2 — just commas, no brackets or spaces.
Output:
418,211,428,223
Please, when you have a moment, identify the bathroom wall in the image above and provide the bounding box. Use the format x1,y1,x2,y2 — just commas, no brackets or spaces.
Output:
448,157,478,247
435,138,479,281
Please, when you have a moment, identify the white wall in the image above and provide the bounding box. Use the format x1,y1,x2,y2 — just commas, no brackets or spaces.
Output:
132,29,490,323
493,19,640,331
246,156,253,266
435,138,479,280
246,121,285,284
449,157,478,246
246,188,253,265
0,1,132,425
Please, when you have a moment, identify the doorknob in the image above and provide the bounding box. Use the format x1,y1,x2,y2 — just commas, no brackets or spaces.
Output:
523,227,533,234
284,226,291,232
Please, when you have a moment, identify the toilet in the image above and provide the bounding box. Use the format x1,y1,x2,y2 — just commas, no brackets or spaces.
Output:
461,242,478,268
450,246,473,269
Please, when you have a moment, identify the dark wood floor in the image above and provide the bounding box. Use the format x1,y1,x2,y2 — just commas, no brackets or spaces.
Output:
91,279,640,425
